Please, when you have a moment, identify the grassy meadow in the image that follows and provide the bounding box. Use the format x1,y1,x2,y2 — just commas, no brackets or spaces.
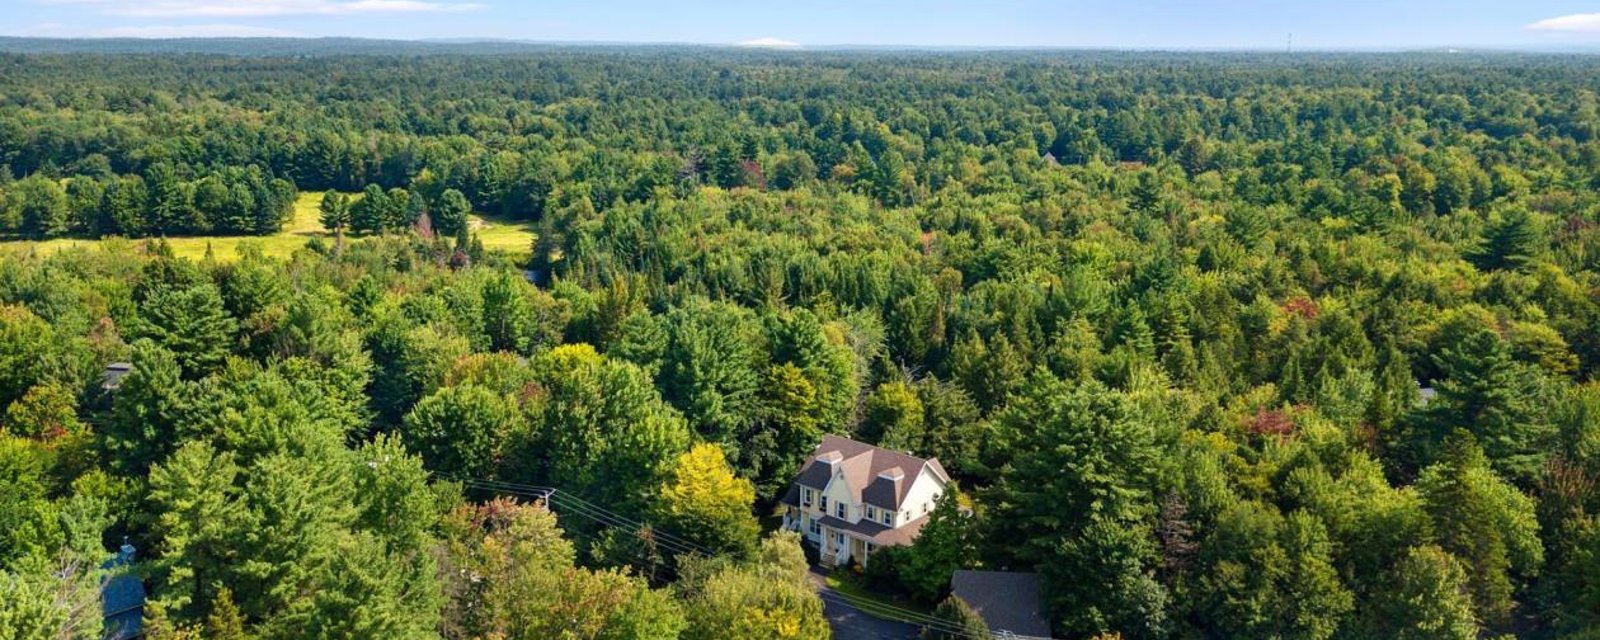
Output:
0,192,537,262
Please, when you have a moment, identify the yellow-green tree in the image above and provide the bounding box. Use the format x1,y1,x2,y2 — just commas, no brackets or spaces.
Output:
655,443,760,559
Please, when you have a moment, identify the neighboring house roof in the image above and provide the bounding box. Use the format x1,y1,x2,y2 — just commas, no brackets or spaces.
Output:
792,434,949,511
101,541,146,640
950,570,1052,639
101,362,133,391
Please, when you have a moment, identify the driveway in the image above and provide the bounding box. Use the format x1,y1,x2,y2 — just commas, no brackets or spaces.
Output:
809,566,922,640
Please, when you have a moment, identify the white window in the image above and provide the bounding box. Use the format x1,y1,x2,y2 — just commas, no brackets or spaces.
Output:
835,502,847,519
820,495,828,511
809,519,821,535
865,506,877,521
881,510,893,526
923,502,930,514
834,532,846,546
802,488,813,507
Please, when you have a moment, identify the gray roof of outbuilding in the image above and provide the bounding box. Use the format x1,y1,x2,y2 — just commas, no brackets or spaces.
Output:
101,544,146,640
950,570,1052,638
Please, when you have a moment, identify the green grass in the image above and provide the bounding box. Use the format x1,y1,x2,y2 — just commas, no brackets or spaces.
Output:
0,192,538,262
825,570,934,617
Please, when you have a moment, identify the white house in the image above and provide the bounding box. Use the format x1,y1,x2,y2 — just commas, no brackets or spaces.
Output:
781,434,950,568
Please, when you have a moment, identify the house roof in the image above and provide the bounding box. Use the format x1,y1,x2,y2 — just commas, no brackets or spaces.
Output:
793,434,948,511
819,513,931,546
101,362,133,391
950,570,1052,638
101,542,146,640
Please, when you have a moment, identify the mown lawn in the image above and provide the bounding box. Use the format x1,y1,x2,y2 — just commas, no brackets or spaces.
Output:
0,192,537,262
824,570,934,617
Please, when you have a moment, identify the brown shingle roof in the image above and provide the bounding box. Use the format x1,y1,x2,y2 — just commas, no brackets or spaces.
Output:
819,513,931,546
792,435,948,511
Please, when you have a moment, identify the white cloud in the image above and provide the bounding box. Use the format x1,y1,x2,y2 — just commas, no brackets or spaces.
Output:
42,0,484,18
1527,13,1600,33
736,37,800,48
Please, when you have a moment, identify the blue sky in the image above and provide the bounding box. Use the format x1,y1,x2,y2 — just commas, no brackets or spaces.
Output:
8,0,1600,49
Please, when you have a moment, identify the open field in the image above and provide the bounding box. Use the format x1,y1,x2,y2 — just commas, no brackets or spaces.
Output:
0,192,537,262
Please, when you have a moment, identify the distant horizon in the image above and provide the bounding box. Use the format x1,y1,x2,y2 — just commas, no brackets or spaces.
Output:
9,1,1600,51
4,34,1600,55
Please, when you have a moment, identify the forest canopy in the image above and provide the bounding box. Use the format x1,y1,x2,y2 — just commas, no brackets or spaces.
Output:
1,46,1599,639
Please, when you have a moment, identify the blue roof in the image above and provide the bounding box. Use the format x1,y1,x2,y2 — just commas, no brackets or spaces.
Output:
101,542,146,640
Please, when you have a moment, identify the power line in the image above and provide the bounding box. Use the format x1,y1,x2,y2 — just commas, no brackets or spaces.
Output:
449,474,1007,640
451,478,708,558
450,476,715,557
815,590,991,637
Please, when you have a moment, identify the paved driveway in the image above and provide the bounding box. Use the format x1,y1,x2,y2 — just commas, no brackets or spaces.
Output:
809,567,922,640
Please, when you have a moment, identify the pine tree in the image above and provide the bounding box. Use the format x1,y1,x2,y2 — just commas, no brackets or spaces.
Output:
1417,432,1543,629
318,190,350,251
350,184,389,235
433,188,472,238
1470,207,1542,272
133,283,239,380
898,488,979,603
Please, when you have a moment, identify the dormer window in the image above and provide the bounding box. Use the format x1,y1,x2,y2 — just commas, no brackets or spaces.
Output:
835,501,847,519
801,488,814,508
880,509,893,526
866,506,877,521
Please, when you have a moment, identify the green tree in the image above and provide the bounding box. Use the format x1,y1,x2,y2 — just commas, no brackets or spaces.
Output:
525,344,691,514
3,382,84,442
1470,206,1542,272
133,283,239,379
923,595,991,640
1367,545,1480,640
654,443,760,559
660,302,762,446
147,441,252,621
861,381,925,452
317,190,350,249
680,532,830,640
1416,432,1543,628
8,175,69,239
401,384,521,479
1415,315,1551,483
433,188,472,238
102,341,189,476
993,375,1167,638
350,184,389,235
897,488,979,603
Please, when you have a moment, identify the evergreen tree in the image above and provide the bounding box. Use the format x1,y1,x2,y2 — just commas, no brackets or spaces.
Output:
1417,432,1543,629
433,188,472,238
898,488,980,603
1367,545,1480,640
1470,206,1542,272
318,190,350,249
133,283,239,380
350,184,389,235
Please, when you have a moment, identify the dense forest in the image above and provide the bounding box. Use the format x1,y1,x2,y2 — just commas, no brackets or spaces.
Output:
2,45,1600,639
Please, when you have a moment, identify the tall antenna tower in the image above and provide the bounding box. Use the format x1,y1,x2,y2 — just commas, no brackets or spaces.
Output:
1287,33,1293,54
